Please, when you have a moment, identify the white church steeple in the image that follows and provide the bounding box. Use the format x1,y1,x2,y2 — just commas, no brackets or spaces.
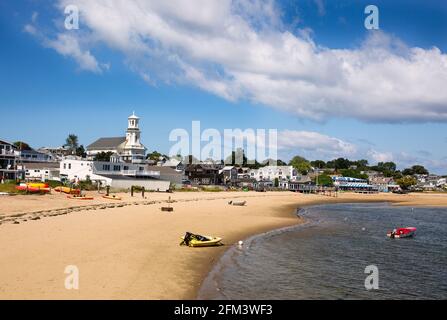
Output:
122,112,146,163
126,112,141,146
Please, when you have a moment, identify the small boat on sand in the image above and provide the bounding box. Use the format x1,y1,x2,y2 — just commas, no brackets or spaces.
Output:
67,195,94,200
180,232,223,247
54,186,81,195
102,195,122,200
16,183,50,193
228,200,246,206
387,227,417,238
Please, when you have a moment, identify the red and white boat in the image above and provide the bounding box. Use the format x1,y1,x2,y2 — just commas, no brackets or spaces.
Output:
387,227,417,238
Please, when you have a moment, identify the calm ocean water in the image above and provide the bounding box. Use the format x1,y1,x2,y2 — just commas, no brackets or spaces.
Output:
198,203,447,300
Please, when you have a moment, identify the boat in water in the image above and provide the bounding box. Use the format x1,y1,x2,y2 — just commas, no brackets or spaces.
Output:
387,227,417,238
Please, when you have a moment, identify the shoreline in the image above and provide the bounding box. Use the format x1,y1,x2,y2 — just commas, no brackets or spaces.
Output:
198,201,447,300
1,191,447,299
194,194,447,300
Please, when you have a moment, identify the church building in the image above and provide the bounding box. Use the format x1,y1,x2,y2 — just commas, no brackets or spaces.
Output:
87,113,147,163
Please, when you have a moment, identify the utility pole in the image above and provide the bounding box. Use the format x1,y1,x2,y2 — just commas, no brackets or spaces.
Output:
316,164,319,187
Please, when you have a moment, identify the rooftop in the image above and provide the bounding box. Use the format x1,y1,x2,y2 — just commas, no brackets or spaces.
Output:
87,137,126,151
23,162,60,169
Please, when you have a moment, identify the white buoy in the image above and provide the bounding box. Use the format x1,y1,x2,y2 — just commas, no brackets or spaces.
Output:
238,240,243,246
362,227,366,231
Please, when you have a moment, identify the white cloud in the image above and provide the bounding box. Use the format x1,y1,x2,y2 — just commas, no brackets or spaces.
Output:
364,150,447,174
23,24,37,35
29,0,447,123
44,33,103,73
313,0,326,16
31,12,39,23
367,149,394,163
278,130,356,157
24,11,106,73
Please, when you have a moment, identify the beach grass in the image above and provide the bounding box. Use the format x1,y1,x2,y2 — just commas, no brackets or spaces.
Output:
0,181,19,193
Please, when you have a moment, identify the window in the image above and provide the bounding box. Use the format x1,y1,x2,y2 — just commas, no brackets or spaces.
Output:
113,165,120,171
124,166,129,170
68,164,71,169
103,164,110,171
63,163,66,169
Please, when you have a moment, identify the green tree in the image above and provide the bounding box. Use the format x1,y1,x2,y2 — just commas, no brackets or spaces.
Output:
13,141,32,151
411,165,429,175
147,151,163,161
246,160,262,169
274,177,279,187
75,145,86,157
402,165,429,176
310,160,326,169
64,134,79,155
333,158,351,170
276,159,287,166
353,159,369,170
94,151,114,162
289,156,311,175
392,171,403,180
396,176,417,190
313,174,333,186
339,169,368,180
402,168,413,176
326,158,351,170
378,161,397,172
225,148,261,168
261,158,286,166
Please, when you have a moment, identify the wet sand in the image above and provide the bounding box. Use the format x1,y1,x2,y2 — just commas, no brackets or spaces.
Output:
0,191,446,299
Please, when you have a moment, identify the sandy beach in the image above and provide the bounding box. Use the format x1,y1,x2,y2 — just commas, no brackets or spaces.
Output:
0,191,446,299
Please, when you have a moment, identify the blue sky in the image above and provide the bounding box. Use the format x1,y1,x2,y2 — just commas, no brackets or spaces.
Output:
1,0,447,173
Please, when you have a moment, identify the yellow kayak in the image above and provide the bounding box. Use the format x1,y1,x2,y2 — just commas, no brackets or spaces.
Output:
27,182,49,188
54,186,81,195
180,234,223,247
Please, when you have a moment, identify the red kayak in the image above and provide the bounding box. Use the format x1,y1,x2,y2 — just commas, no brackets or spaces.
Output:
15,183,50,193
387,227,416,238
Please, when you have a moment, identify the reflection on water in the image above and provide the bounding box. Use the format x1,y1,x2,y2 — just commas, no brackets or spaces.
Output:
199,203,447,299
